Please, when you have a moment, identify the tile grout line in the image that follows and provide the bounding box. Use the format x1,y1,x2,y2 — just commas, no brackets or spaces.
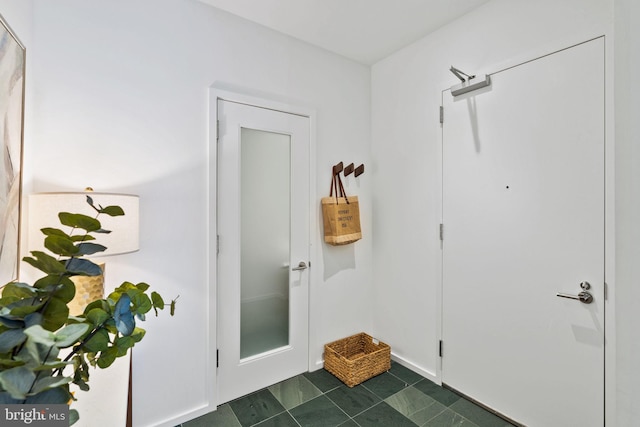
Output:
220,365,508,427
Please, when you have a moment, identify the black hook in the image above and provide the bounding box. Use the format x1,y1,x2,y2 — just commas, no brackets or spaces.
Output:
354,164,365,177
344,163,355,176
332,162,343,176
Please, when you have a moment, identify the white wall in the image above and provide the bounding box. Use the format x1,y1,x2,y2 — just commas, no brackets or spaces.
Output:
6,0,638,424
370,0,613,389
11,0,373,426
614,0,640,425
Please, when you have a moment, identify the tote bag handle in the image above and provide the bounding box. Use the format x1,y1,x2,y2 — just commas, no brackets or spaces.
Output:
328,172,350,204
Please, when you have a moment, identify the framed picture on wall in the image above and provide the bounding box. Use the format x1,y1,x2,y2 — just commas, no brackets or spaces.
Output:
0,14,25,285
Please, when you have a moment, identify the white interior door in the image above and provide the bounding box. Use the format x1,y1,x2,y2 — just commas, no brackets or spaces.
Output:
442,38,605,426
217,99,310,404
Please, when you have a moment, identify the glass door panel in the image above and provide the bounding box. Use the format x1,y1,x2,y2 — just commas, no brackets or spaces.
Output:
240,127,291,359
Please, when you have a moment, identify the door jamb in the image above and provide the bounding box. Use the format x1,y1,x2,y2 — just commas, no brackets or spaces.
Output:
208,85,317,408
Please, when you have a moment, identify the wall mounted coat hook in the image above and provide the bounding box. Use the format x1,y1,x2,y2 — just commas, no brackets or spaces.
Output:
344,163,355,176
333,162,343,176
354,164,365,177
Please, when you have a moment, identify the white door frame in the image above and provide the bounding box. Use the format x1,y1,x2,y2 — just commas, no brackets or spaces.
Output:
207,85,317,408
436,34,616,425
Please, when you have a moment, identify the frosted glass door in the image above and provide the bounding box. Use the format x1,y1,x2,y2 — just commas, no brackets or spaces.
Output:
216,98,310,405
240,128,290,359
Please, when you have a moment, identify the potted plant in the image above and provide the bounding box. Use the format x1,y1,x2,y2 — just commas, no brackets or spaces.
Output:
0,196,176,424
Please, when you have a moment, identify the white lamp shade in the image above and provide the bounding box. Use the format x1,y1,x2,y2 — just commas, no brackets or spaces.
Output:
28,192,139,257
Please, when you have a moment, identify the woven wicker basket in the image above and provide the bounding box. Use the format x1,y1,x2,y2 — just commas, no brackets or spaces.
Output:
324,332,391,387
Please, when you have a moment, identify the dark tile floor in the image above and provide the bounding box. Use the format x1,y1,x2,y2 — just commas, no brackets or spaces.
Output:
179,362,516,427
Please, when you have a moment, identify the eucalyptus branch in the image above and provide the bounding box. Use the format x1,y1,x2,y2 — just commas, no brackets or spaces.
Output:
0,197,173,422
54,321,107,376
20,345,55,404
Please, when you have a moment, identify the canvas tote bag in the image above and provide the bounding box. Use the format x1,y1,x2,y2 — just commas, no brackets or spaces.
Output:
321,173,362,245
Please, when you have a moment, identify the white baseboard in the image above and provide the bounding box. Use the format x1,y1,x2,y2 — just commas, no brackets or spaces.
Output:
312,352,438,384
390,353,438,384
151,402,215,427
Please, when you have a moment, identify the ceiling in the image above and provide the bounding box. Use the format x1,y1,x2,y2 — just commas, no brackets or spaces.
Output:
197,0,491,65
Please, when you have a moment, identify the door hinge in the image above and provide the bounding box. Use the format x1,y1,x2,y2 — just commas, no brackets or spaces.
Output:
439,340,443,357
216,349,219,368
604,282,608,301
216,235,220,255
216,119,220,141
439,224,444,241
439,106,444,124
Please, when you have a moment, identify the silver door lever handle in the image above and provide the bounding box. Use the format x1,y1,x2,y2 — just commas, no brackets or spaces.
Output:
292,262,308,271
556,291,593,304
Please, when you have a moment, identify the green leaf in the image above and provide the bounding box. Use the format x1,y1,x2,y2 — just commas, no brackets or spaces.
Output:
114,282,137,293
114,335,135,356
76,242,107,256
0,329,27,353
93,228,112,234
40,227,70,238
41,298,69,332
7,298,45,317
151,292,164,316
69,409,79,425
24,312,43,328
71,234,95,242
0,366,35,399
34,274,73,290
86,308,110,326
20,339,60,368
130,327,146,343
0,358,24,368
24,386,71,404
40,228,94,242
86,352,98,367
86,195,97,210
64,258,102,276
23,251,67,275
30,376,71,395
0,391,21,404
136,282,150,292
54,281,76,304
97,346,118,369
58,212,101,232
170,295,179,316
56,323,91,348
82,328,110,353
0,313,24,329
24,325,57,347
44,235,80,257
72,354,90,391
2,282,37,299
130,292,152,315
99,205,125,216
32,361,68,371
83,299,110,315
114,294,135,336
0,296,20,306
